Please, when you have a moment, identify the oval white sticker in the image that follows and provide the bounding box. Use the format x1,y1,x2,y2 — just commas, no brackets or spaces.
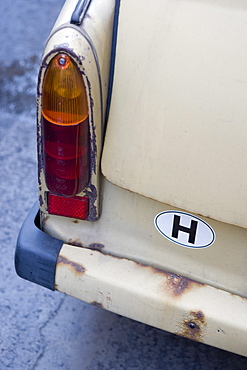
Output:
154,211,215,248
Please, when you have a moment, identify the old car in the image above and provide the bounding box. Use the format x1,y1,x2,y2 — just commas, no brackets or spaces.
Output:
15,0,247,356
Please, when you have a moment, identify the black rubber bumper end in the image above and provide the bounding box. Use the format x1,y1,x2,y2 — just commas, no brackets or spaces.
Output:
15,202,64,290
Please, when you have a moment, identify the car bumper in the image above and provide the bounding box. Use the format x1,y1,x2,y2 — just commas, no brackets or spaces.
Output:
15,202,247,357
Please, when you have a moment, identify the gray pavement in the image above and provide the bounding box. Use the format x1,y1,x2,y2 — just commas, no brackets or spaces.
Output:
1,1,247,369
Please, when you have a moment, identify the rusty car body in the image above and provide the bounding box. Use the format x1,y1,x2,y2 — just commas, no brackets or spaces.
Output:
15,0,247,356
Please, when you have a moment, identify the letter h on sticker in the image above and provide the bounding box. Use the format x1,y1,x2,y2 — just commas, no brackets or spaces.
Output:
171,215,198,244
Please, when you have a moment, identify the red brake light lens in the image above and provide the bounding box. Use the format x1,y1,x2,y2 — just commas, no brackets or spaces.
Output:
42,53,90,197
48,193,89,220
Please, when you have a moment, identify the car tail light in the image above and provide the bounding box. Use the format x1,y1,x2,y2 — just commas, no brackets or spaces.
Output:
48,193,89,220
42,53,90,198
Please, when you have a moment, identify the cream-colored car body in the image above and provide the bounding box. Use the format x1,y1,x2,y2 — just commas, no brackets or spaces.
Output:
39,0,247,356
102,0,247,229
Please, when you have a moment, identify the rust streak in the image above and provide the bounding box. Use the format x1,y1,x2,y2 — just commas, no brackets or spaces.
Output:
133,261,204,297
230,292,247,302
117,258,205,298
57,256,85,274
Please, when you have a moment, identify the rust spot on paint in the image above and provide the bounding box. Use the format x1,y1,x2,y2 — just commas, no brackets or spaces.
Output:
165,273,204,297
90,301,104,309
72,220,79,224
57,255,85,274
85,184,98,221
192,310,205,322
68,239,84,248
176,311,207,343
166,274,190,296
88,243,105,251
39,194,44,207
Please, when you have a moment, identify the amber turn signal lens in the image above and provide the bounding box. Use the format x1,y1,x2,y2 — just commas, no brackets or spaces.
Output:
42,53,88,125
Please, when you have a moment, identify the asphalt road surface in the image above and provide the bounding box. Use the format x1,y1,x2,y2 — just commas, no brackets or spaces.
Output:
1,1,247,369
